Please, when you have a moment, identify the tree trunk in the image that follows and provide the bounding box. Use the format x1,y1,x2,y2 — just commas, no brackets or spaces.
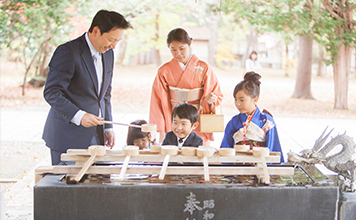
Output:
116,35,127,65
285,45,289,77
317,45,325,77
38,43,50,77
242,30,258,68
332,44,350,110
208,13,219,67
292,35,314,99
154,13,161,66
21,38,51,95
22,48,40,95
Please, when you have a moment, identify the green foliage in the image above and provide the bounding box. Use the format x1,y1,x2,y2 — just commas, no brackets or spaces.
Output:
104,0,204,57
217,0,356,61
1,0,77,48
0,0,85,76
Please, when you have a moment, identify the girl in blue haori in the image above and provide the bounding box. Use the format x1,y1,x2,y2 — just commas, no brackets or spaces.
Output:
220,72,284,162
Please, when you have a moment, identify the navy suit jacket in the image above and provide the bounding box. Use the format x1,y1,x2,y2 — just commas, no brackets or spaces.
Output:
42,34,114,152
162,131,203,147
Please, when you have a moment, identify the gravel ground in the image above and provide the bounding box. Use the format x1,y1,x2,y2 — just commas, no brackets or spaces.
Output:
0,141,48,180
0,141,49,220
2,61,356,116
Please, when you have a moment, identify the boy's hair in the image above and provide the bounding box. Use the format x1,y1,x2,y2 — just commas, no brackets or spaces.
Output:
233,71,262,99
171,103,199,125
89,10,132,34
126,119,149,145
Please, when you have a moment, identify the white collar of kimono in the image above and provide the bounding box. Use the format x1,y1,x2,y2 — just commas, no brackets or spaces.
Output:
178,54,193,71
233,122,266,143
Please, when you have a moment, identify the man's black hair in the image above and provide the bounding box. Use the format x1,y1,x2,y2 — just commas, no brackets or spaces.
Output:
89,10,132,34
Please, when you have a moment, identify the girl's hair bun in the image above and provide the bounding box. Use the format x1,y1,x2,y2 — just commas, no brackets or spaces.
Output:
244,71,261,86
233,71,262,98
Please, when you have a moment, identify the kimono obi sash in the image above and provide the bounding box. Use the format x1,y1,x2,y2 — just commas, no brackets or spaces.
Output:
168,86,203,110
235,140,266,149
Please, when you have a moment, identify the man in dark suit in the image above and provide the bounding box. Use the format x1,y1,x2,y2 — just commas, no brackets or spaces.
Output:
162,103,203,148
43,10,131,165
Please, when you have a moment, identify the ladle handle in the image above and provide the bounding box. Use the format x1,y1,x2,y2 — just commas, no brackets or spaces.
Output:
260,156,270,184
118,155,131,181
203,156,210,181
159,154,170,180
102,121,141,128
75,152,97,182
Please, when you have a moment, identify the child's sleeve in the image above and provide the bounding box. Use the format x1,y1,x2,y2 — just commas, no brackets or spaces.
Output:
220,119,236,148
265,119,285,163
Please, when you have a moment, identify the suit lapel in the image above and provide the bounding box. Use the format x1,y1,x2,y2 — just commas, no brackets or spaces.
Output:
183,133,193,146
80,35,99,96
170,132,178,145
99,51,112,99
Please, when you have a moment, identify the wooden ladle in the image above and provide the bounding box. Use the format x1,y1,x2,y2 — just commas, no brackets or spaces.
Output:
197,147,215,181
253,147,270,184
118,146,139,181
74,145,106,182
159,146,178,180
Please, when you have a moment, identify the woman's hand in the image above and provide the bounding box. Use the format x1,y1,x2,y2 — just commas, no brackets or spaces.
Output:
206,92,217,105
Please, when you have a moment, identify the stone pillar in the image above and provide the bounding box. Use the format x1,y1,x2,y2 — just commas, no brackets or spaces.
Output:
339,192,356,220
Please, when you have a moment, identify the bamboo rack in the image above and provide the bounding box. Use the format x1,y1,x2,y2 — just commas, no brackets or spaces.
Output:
35,149,294,184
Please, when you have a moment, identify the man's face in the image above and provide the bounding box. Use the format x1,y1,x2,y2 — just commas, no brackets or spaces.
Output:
91,26,124,53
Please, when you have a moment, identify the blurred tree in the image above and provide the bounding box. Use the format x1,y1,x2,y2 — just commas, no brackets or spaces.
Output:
105,0,220,66
106,0,187,66
316,43,327,77
217,0,356,109
216,1,315,99
293,34,314,99
313,1,355,109
0,0,86,95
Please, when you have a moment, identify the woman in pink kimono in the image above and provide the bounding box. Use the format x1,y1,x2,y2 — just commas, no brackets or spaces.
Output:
149,28,223,145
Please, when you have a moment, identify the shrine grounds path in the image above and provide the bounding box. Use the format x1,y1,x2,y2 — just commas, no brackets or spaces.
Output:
1,62,356,219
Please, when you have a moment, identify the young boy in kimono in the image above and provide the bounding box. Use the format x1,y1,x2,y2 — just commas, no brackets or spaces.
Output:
220,72,284,162
162,103,203,148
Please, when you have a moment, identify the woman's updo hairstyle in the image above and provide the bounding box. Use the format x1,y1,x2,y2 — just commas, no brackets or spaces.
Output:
233,71,262,98
167,28,192,46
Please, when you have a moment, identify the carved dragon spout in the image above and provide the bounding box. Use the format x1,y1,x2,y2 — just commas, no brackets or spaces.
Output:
288,127,356,192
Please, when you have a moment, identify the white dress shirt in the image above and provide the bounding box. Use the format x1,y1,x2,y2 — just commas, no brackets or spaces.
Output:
177,134,189,149
71,32,103,126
